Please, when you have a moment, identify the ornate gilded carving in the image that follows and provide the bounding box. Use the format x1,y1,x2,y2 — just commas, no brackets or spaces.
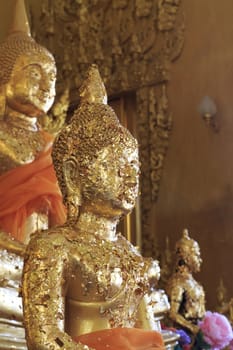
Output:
136,84,172,255
160,236,173,289
29,0,184,256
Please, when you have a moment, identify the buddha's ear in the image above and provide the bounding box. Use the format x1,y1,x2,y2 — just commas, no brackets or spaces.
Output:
63,157,82,217
0,85,6,119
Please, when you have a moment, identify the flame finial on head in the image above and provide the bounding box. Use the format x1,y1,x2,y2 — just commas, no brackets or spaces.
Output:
176,229,193,249
8,0,31,37
79,64,107,105
182,228,190,240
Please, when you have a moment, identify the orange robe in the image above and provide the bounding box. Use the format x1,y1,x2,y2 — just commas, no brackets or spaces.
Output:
75,328,165,350
0,135,66,242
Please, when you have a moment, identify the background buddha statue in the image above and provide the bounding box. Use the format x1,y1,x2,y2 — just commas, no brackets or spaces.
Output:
0,0,66,245
166,229,206,334
0,1,65,347
22,65,164,350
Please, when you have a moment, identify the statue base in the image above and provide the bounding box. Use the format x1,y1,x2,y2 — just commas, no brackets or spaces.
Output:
0,318,179,350
0,319,27,349
162,330,180,350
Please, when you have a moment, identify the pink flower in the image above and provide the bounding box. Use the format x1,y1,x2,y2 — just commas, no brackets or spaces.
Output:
199,311,233,349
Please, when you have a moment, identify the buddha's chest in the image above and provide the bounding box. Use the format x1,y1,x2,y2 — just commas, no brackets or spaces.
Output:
185,279,204,301
183,280,205,319
0,125,45,174
67,234,149,303
66,234,150,327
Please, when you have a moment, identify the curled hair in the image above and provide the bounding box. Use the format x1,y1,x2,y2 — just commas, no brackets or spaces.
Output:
0,33,55,85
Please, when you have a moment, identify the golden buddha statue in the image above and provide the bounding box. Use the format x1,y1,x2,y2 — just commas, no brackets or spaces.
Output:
166,229,206,334
22,65,165,350
0,0,66,245
0,1,65,348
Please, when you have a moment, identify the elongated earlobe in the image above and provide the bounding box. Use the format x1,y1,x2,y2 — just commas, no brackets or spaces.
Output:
63,157,82,220
0,86,6,119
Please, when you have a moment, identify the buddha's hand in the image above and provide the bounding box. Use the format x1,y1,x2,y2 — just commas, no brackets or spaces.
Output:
74,328,165,350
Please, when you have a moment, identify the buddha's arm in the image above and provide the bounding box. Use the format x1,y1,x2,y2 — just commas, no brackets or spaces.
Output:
136,295,160,330
169,285,199,334
0,231,25,256
22,233,92,350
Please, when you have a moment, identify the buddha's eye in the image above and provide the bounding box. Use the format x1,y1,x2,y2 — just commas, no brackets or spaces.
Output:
48,71,56,81
30,68,42,80
24,65,42,81
101,161,108,171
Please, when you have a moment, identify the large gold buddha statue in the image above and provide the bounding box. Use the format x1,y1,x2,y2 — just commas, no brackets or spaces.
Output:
166,229,206,334
0,0,65,245
22,65,165,350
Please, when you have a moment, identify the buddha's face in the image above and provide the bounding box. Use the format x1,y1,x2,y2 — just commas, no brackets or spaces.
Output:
183,243,202,273
191,244,202,273
81,138,140,215
5,53,56,117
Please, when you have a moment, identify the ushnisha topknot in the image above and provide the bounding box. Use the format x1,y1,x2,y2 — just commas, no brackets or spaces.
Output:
79,64,108,104
175,229,200,263
0,0,55,85
52,65,138,205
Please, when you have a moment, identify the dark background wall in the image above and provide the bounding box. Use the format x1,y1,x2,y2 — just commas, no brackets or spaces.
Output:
152,0,233,309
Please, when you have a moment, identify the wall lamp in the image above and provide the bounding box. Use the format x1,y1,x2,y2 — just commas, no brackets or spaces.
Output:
198,96,219,132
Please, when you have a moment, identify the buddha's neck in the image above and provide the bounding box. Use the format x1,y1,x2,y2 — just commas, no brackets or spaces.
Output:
75,210,119,241
177,265,193,276
4,107,38,132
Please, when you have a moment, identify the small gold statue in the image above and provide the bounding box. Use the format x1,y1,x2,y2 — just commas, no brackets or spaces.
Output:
22,65,165,350
216,280,233,325
166,229,206,334
216,279,229,314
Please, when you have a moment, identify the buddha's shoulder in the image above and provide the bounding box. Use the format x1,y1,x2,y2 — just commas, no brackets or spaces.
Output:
0,120,45,145
0,121,17,146
67,231,141,255
26,227,71,253
0,121,45,173
0,120,20,139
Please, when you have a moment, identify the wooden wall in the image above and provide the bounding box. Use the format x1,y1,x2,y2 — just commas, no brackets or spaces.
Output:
153,0,233,309
0,1,17,41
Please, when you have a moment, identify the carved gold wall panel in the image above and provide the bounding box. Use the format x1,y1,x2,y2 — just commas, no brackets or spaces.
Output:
29,0,184,257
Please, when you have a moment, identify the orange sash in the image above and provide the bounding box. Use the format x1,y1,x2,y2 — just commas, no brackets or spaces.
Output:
75,328,165,350
0,142,66,242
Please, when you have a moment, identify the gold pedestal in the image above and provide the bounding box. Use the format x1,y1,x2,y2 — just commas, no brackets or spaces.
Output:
139,288,180,350
0,317,179,350
0,319,27,350
163,330,180,350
